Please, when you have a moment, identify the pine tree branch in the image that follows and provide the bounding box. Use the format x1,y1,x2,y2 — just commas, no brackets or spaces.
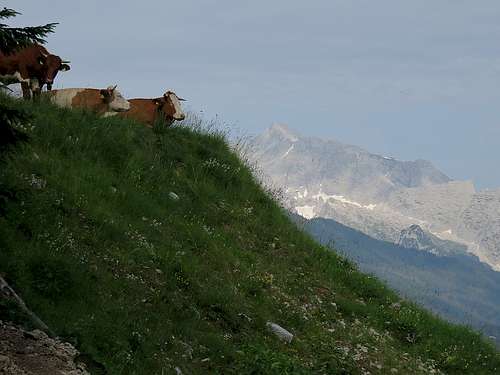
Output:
0,102,28,124
0,24,58,53
0,102,29,149
0,7,57,53
0,7,18,20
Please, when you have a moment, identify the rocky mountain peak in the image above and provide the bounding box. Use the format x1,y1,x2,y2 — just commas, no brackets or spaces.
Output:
248,125,498,269
266,123,299,142
398,224,428,250
251,125,451,201
397,224,468,256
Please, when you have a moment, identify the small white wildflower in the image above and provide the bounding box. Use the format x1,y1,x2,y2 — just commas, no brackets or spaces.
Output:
29,174,46,189
151,219,162,228
202,225,213,235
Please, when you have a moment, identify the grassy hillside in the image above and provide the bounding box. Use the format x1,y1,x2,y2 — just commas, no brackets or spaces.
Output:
0,94,499,374
302,216,500,345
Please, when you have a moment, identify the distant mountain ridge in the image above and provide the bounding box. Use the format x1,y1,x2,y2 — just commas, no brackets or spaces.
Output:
248,124,500,270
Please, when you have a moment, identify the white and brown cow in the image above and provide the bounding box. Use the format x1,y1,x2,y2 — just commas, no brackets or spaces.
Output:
46,85,130,116
118,90,186,127
0,44,70,99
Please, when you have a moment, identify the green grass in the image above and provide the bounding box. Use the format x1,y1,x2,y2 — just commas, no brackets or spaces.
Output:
0,93,499,374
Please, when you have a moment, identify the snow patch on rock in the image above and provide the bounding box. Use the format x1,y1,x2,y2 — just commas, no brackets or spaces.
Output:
295,205,315,219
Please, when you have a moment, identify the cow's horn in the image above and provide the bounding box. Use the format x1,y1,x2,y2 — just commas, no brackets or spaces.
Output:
178,97,187,101
61,60,71,64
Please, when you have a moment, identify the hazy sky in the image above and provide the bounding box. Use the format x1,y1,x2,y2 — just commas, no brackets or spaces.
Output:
5,1,500,189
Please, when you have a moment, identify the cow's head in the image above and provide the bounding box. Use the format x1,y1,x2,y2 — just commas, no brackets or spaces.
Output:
100,85,130,112
37,52,70,90
153,90,186,125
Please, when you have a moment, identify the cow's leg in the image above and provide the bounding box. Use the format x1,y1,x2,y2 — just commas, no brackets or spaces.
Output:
30,79,41,100
21,81,32,100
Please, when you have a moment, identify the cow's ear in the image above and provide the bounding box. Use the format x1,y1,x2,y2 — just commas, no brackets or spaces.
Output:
100,89,110,98
60,64,70,71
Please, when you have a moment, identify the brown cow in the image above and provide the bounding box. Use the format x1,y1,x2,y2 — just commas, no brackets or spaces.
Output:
46,85,130,116
118,91,186,127
0,44,70,99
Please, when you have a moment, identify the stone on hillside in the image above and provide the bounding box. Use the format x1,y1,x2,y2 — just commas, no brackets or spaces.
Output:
169,192,180,201
266,322,294,343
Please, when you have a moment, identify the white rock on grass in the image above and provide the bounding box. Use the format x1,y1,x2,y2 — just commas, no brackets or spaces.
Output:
266,322,294,343
169,192,180,201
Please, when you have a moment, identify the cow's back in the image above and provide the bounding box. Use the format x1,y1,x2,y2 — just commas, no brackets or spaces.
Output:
0,45,47,77
48,89,106,114
118,99,157,126
47,88,83,108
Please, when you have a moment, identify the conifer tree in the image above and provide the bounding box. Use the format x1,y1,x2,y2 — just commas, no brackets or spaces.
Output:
0,7,57,149
0,7,57,54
